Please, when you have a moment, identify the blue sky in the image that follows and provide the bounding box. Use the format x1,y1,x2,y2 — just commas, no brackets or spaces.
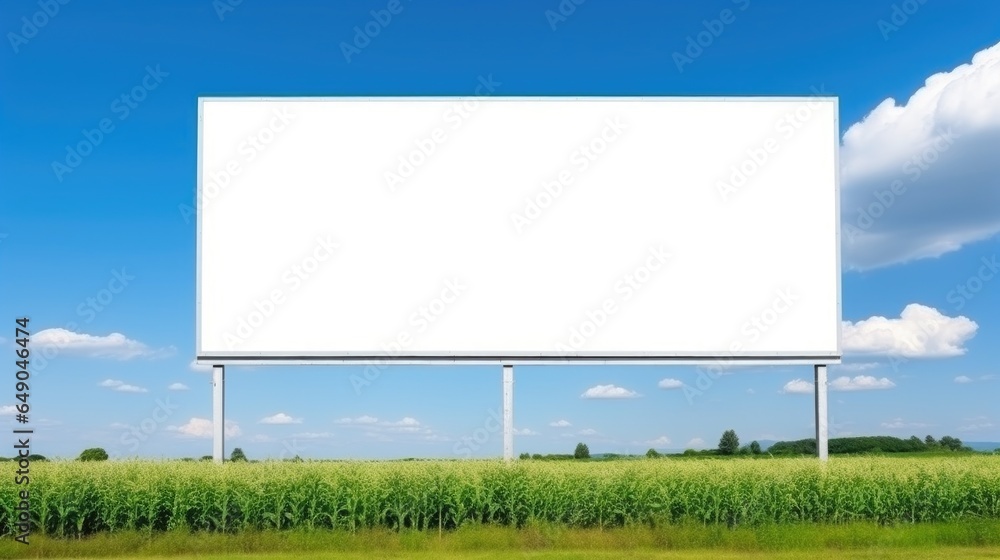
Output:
1,0,999,459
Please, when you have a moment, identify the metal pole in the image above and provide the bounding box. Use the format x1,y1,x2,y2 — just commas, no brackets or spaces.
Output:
213,365,225,463
814,364,828,461
503,364,514,461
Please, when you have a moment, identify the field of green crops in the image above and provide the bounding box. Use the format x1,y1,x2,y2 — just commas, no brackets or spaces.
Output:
4,456,1000,538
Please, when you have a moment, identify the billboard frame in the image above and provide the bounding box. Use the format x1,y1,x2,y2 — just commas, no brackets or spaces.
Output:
196,95,842,367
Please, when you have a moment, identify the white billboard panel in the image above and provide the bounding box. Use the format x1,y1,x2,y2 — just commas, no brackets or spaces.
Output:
197,97,841,364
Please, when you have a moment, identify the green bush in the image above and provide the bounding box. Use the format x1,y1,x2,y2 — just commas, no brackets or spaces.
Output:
78,448,109,461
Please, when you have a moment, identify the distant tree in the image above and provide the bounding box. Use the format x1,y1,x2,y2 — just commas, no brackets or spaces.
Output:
200,455,213,461
531,453,543,460
646,448,661,459
574,442,591,459
79,448,109,461
907,435,925,449
230,448,248,462
718,430,740,455
924,435,937,446
939,436,963,451
682,449,697,456
27,454,47,462
519,452,531,460
749,441,762,455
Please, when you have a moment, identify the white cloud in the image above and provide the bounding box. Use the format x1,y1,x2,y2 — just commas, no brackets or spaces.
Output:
746,388,755,395
189,360,212,373
829,375,896,391
386,417,420,426
685,437,706,449
657,378,683,390
881,418,928,429
954,375,973,384
514,427,539,436
835,362,880,372
168,383,189,391
293,432,333,439
958,422,995,432
0,405,17,415
581,384,639,399
169,418,241,438
781,379,813,394
334,415,379,425
549,419,572,427
647,435,671,446
34,328,175,360
842,304,977,357
578,428,598,436
840,40,1000,269
98,379,148,393
259,413,302,425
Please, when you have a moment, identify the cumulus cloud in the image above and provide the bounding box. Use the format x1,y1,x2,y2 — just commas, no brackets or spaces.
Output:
549,419,572,427
293,432,333,439
881,418,929,429
578,428,598,436
99,379,148,393
835,362,880,372
954,375,973,384
169,418,241,438
686,437,706,449
168,383,189,391
842,304,977,357
0,405,17,415
840,40,1000,269
958,422,994,432
657,378,684,390
334,415,379,425
189,360,212,373
581,384,640,399
259,413,302,424
829,375,896,391
781,379,813,394
34,328,175,360
647,435,671,446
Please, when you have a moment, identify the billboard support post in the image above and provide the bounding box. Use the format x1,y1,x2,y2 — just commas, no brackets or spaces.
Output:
814,364,828,461
503,364,513,461
213,365,225,463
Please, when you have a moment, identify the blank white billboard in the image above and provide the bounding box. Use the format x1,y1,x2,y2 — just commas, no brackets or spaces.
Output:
197,97,841,364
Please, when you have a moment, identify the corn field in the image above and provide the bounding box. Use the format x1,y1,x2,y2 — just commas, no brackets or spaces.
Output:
4,457,1000,537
